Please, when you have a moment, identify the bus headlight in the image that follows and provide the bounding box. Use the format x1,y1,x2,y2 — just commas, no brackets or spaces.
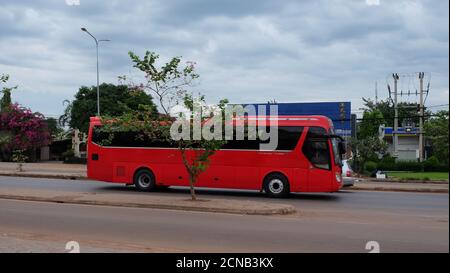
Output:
335,173,342,183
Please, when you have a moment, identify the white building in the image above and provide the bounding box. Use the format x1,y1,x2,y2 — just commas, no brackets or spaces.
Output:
72,129,87,158
379,122,423,161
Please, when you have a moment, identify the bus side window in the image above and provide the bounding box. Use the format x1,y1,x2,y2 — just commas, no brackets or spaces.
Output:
222,126,303,151
91,127,175,148
302,127,331,170
92,126,107,145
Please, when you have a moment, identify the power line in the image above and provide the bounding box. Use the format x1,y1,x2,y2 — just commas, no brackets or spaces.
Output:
352,103,448,114
332,113,448,123
426,104,449,108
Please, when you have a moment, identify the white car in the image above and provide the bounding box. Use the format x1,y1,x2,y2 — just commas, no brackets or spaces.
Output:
342,160,356,187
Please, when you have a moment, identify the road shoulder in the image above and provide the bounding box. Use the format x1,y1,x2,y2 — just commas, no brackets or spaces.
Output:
0,187,295,216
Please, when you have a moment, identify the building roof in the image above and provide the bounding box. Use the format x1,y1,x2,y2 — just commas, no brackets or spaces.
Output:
381,126,420,137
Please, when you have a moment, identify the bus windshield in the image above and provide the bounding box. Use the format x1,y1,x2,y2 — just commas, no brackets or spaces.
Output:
328,126,342,166
331,138,342,166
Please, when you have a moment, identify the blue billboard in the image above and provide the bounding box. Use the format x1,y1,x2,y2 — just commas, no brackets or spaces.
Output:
241,102,352,137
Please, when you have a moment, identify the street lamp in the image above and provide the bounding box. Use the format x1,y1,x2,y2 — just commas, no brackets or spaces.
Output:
81,27,110,116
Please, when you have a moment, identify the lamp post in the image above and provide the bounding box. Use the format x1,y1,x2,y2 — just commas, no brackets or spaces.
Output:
81,27,110,116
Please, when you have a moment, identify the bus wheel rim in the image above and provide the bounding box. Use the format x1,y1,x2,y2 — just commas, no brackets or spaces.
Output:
269,178,283,194
138,174,151,188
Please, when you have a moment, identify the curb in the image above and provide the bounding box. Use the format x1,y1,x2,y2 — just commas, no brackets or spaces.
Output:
0,193,296,216
0,172,87,180
362,178,449,185
350,186,449,194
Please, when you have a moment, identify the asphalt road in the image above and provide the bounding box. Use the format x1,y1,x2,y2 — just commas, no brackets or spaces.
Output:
0,176,448,252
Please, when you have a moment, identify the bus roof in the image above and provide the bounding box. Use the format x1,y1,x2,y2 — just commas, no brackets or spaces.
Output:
89,115,333,128
229,115,332,128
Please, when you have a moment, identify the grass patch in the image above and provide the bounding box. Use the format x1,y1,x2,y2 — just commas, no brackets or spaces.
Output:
387,172,449,181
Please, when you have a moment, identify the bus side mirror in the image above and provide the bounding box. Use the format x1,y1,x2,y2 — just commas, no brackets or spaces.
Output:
338,141,346,155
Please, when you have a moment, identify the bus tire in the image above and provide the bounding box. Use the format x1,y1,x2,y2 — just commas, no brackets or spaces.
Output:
263,173,290,198
134,169,156,192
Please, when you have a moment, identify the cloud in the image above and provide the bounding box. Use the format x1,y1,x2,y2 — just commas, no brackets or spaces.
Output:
0,0,448,118
366,0,381,6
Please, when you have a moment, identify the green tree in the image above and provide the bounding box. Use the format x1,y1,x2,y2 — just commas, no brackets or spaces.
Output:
362,98,428,127
358,109,384,139
348,136,388,174
127,51,225,201
59,83,158,133
98,93,228,201
1,74,17,112
96,51,228,201
129,51,199,115
177,94,228,200
425,110,449,163
45,118,64,138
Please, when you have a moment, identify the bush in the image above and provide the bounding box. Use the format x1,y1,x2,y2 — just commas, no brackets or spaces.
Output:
377,160,423,172
395,161,423,172
423,156,438,171
61,148,86,164
12,149,29,163
436,165,449,172
423,156,449,172
0,104,51,155
63,156,87,164
377,156,395,171
364,161,378,173
377,157,449,172
380,155,396,165
377,158,450,172
61,149,74,160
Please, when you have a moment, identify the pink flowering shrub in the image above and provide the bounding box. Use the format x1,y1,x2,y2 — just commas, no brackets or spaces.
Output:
0,104,51,156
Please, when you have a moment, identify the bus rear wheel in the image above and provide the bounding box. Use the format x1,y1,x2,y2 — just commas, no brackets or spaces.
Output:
264,174,290,198
134,169,156,192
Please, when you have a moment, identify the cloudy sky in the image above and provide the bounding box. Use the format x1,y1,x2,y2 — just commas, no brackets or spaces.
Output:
0,0,448,118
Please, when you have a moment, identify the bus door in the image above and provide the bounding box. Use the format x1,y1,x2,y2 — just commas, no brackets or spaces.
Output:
302,127,333,192
88,126,110,181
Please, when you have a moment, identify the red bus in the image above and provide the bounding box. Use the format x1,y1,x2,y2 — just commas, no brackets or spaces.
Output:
87,115,345,197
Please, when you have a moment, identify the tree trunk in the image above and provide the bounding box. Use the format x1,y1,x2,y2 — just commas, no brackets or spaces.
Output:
188,175,197,201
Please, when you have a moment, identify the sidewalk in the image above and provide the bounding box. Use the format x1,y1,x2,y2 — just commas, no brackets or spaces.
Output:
0,162,448,193
0,187,295,216
0,162,86,180
351,180,448,193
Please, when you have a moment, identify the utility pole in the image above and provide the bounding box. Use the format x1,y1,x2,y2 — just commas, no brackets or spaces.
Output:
393,73,399,159
375,81,378,104
418,72,425,162
388,72,429,161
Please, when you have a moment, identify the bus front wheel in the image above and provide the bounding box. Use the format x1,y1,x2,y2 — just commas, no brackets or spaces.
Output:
134,169,156,192
264,174,290,198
